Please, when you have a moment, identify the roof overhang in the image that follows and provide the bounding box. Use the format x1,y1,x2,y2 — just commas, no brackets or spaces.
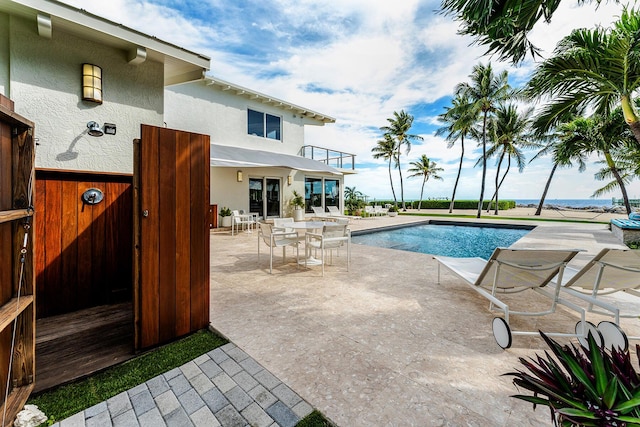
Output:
210,144,342,175
205,76,335,125
1,0,210,85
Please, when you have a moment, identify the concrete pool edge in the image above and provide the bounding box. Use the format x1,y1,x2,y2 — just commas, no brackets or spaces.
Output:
351,219,535,236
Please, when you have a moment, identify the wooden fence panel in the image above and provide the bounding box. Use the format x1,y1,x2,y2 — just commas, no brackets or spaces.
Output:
34,170,133,318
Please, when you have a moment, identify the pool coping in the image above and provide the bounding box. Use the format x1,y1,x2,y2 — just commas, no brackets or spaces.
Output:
350,219,535,236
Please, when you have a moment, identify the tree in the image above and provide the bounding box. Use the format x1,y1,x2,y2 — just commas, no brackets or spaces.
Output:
529,126,588,216
484,104,535,215
371,134,398,206
560,113,634,214
380,110,424,210
526,8,640,146
344,186,365,214
455,63,511,218
439,0,615,64
436,93,479,213
407,155,444,210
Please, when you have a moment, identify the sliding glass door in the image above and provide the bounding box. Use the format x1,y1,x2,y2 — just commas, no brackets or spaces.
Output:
249,177,281,218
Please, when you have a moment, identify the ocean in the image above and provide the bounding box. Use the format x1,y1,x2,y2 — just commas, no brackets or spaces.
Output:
514,199,613,209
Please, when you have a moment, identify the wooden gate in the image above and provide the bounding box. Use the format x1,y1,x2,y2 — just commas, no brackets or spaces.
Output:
134,125,210,350
0,96,35,425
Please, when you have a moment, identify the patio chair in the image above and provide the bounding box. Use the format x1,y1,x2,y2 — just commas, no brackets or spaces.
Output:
374,205,388,216
311,206,328,217
433,248,590,349
364,206,376,217
257,222,300,274
231,210,255,235
305,223,351,276
554,248,640,350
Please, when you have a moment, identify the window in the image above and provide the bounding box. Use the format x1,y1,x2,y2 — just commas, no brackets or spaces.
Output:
305,177,340,213
248,109,281,141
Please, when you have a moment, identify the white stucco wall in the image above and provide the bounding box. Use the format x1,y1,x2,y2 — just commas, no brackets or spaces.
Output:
7,14,164,173
165,81,307,156
0,14,9,96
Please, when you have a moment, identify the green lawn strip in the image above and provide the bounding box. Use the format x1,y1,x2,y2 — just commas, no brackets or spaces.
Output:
400,212,610,224
297,409,337,426
28,329,228,423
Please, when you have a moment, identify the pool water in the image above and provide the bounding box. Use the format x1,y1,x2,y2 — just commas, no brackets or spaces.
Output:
352,222,532,260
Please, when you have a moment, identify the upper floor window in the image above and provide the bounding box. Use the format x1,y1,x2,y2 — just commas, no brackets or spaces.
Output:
248,109,281,141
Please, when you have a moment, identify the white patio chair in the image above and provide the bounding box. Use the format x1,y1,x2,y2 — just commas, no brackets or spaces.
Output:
364,206,376,217
433,248,591,349
311,206,328,217
231,210,255,235
374,205,388,216
305,223,351,276
553,248,640,350
257,222,300,274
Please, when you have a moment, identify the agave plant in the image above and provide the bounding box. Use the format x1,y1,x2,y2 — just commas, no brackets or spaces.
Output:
506,332,640,426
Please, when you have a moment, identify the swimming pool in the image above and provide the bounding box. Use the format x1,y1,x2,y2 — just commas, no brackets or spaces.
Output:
352,221,533,260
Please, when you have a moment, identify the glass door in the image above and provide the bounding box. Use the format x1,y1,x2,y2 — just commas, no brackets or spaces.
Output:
249,177,281,218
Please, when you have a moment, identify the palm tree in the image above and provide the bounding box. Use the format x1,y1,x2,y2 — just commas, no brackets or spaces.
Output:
484,104,534,215
439,0,609,64
455,63,511,218
371,134,398,206
436,93,479,213
380,110,424,210
525,8,640,146
408,155,444,210
529,127,589,216
560,113,634,213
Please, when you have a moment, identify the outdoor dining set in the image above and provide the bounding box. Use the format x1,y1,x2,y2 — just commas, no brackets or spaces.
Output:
229,209,351,276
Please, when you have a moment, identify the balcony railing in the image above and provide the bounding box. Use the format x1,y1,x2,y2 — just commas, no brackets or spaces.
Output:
300,145,356,170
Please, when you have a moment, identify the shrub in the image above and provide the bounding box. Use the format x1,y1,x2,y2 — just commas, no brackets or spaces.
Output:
505,331,640,426
219,206,232,217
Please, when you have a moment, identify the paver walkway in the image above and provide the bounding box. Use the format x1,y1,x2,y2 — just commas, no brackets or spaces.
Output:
53,342,313,427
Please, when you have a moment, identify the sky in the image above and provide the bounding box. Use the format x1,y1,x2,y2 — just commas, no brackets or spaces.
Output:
62,0,640,203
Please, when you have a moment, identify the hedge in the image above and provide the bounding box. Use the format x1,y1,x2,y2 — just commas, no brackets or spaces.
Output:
370,200,516,210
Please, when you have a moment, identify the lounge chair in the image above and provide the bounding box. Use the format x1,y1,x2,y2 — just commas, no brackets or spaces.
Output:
433,248,590,349
364,206,376,217
555,248,640,350
374,205,388,216
311,206,328,217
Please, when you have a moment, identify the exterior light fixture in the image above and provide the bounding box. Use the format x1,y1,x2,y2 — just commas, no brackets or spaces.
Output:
287,175,292,186
237,170,243,182
82,63,103,103
86,121,104,137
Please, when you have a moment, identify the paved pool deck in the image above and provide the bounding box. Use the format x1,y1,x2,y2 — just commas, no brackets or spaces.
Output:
54,207,640,427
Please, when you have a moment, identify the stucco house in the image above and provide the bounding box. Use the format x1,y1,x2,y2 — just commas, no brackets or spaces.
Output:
0,0,352,399
165,78,355,220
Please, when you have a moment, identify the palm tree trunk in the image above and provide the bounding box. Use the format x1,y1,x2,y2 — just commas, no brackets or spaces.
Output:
388,159,397,205
535,163,558,216
621,95,640,146
487,151,505,213
418,176,426,210
605,151,632,214
397,150,406,211
449,137,465,214
494,155,510,215
477,113,488,219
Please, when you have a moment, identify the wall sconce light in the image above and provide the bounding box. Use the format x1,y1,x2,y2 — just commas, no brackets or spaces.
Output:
287,175,292,186
87,121,104,137
236,170,243,182
82,63,103,104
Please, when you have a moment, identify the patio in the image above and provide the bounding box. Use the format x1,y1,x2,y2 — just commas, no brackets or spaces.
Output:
210,214,640,426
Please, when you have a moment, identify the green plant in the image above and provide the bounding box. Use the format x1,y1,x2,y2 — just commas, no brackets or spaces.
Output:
506,331,640,426
627,241,640,250
219,206,232,217
388,205,398,213
289,190,305,209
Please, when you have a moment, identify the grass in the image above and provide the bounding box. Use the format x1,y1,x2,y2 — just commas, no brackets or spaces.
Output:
28,328,333,426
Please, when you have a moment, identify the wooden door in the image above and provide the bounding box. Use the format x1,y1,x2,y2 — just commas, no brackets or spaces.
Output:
133,125,210,350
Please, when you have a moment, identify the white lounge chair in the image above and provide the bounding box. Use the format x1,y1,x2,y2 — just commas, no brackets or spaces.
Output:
555,248,640,350
374,205,388,216
433,248,590,349
305,223,351,276
364,206,376,217
311,206,328,217
257,222,300,274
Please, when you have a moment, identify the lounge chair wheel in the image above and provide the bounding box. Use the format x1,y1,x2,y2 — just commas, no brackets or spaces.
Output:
597,321,628,351
492,317,512,349
575,321,602,348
